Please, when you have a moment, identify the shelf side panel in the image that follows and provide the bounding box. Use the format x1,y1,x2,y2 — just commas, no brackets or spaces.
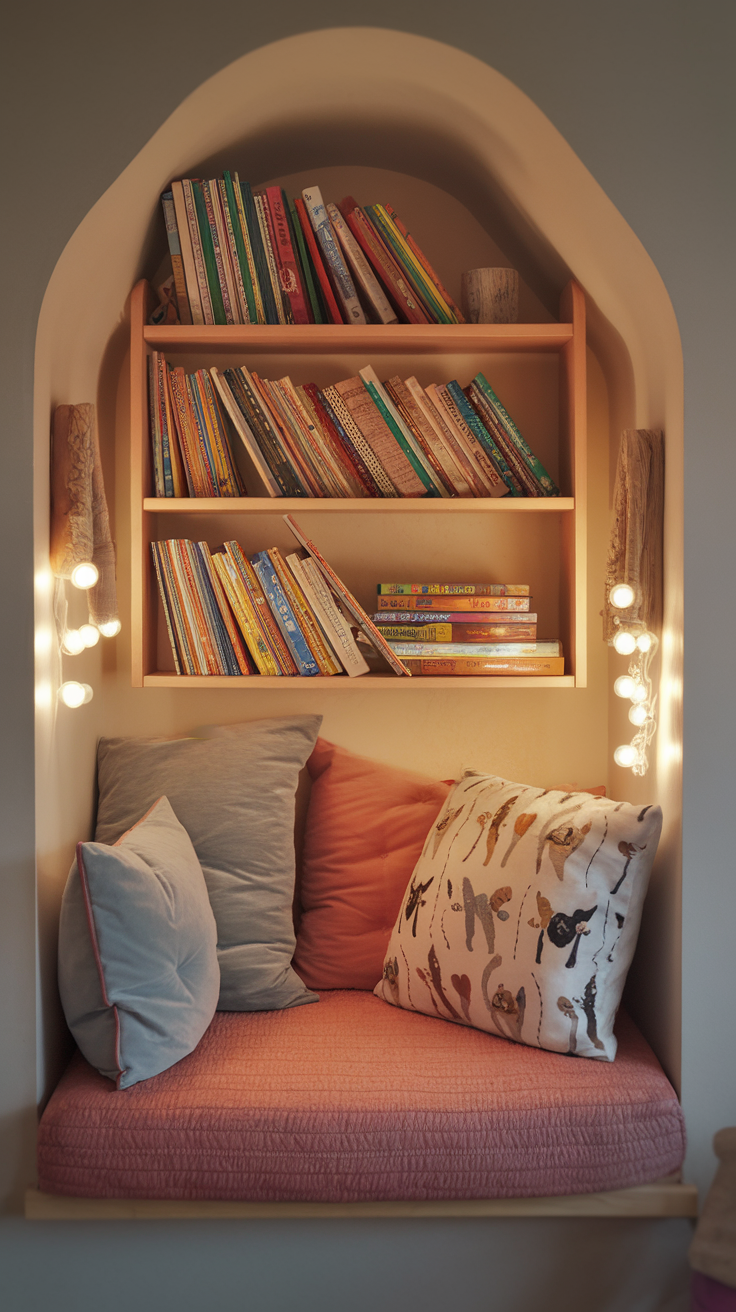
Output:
559,281,587,688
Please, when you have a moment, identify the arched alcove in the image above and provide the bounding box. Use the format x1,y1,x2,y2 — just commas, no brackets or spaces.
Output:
33,27,683,1103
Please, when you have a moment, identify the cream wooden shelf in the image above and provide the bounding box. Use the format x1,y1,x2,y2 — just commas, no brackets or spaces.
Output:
130,278,587,690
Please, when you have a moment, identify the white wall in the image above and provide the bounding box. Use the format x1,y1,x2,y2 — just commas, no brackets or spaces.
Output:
1,4,733,1310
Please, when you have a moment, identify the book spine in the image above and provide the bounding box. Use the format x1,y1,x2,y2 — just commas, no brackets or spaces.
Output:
150,541,183,674
251,374,323,495
463,381,539,497
218,178,250,323
191,181,226,324
160,191,192,325
181,181,213,324
301,186,366,324
365,204,453,324
161,361,189,497
373,623,539,642
210,368,278,497
227,368,307,497
372,610,538,624
199,370,245,495
383,377,465,496
192,541,248,675
339,198,429,325
383,203,465,323
265,186,310,324
222,173,256,324
170,539,220,674
327,203,398,324
297,385,367,497
275,378,347,496
401,656,565,677
147,354,165,497
433,384,518,496
250,551,320,676
240,181,279,324
155,353,174,497
287,197,320,323
206,180,240,324
334,375,426,497
211,551,279,676
282,514,411,677
289,553,369,677
170,182,203,324
472,371,560,496
268,547,340,675
443,380,517,496
378,583,530,596
232,174,265,324
388,641,560,658
169,367,212,496
358,367,444,496
254,193,290,324
293,196,343,323
224,541,298,674
320,388,396,495
402,377,485,497
376,595,531,611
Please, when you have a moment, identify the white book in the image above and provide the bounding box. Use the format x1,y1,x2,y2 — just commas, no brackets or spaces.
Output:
170,182,203,325
327,203,397,325
301,186,366,324
287,553,369,677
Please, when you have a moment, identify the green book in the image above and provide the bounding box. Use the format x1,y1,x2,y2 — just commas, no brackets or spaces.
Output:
191,180,226,325
359,368,440,497
223,171,257,324
473,372,560,496
287,196,323,324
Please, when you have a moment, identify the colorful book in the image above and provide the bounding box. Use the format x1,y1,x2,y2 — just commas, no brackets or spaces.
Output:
160,191,192,324
170,181,203,324
254,192,289,324
358,367,444,496
434,383,515,496
267,547,341,675
224,542,298,674
372,611,538,625
365,204,456,324
250,550,320,675
327,203,398,324
383,377,466,496
223,171,257,323
286,552,369,677
181,180,213,324
293,196,343,323
339,197,429,325
191,180,227,324
376,595,531,612
468,374,560,497
334,375,426,497
401,655,565,677
378,583,530,596
211,551,282,675
287,198,321,323
265,186,310,325
383,203,465,322
372,623,539,642
238,179,277,324
388,641,560,658
320,386,396,496
301,186,366,324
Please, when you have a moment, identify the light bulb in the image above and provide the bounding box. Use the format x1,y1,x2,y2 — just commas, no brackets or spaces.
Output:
630,683,648,703
70,562,99,590
609,583,635,609
636,631,654,652
79,623,100,648
613,675,636,699
613,630,637,655
629,704,648,726
98,618,121,638
61,629,85,655
614,743,637,768
59,681,93,708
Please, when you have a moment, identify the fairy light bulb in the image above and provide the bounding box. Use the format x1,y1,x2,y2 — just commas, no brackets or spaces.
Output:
79,623,100,648
61,629,85,655
59,681,93,708
98,618,121,638
614,743,637,768
70,562,99,590
609,583,635,609
630,682,648,704
629,704,648,726
613,630,637,655
613,675,636,699
636,631,654,652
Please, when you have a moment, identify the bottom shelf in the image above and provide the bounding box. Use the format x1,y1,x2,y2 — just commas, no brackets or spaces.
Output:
141,672,576,689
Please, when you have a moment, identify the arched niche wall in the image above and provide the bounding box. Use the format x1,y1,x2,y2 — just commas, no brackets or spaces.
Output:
33,28,683,1096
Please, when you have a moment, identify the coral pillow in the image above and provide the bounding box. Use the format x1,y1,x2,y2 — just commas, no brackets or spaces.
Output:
375,771,662,1061
293,740,451,990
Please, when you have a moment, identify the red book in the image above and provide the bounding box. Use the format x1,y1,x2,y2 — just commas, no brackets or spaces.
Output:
339,197,430,325
376,595,531,612
383,203,466,323
265,187,310,325
293,197,343,324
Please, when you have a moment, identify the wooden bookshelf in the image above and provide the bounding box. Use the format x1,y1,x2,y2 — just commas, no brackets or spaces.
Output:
130,279,587,689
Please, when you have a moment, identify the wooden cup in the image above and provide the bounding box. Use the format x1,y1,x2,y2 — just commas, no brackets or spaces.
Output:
461,268,519,324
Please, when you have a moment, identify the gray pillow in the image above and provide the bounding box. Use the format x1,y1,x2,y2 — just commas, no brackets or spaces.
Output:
95,715,322,1011
59,796,220,1089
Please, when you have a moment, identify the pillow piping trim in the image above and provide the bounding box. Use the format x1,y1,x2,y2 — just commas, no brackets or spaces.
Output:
75,843,125,1089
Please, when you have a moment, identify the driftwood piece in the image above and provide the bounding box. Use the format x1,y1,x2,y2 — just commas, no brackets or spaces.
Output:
690,1127,736,1288
461,268,519,324
603,429,664,640
50,403,118,627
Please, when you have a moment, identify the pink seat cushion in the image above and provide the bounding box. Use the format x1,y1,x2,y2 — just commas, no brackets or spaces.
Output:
38,991,685,1203
294,739,451,990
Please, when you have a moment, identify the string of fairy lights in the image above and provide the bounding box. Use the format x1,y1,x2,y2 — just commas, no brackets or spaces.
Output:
609,583,658,775
58,562,121,708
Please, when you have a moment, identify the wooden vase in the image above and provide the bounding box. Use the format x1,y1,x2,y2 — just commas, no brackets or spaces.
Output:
461,268,519,324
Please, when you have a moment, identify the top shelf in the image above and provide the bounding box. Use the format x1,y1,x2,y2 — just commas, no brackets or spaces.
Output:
143,322,574,355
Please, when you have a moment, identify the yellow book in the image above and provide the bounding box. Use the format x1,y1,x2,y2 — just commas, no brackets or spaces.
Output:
211,552,281,676
267,547,341,675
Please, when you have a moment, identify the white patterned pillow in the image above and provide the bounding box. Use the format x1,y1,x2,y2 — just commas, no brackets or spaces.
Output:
374,772,662,1061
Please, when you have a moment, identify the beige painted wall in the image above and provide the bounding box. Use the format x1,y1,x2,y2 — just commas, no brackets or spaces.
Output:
34,31,683,1102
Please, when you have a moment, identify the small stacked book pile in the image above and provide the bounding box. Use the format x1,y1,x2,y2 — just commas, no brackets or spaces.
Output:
151,516,410,678
149,355,558,500
160,179,463,327
372,583,564,676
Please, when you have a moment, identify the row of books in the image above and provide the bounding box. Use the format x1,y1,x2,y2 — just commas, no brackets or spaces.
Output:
151,516,409,678
149,351,559,499
161,178,464,328
370,582,563,677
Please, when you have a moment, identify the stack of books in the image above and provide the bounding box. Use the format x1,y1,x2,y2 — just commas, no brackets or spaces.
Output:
150,354,558,500
151,516,410,678
371,583,564,676
161,179,464,328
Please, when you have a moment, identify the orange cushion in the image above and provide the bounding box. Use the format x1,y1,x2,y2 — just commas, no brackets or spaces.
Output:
293,740,450,990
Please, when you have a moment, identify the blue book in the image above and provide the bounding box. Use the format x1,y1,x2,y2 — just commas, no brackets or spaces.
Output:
445,380,519,496
189,542,243,675
250,552,320,676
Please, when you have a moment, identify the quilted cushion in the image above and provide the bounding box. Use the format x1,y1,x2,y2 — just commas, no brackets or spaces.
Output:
375,771,662,1061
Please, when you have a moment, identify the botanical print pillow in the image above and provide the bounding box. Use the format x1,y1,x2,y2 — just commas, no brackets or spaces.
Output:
375,772,662,1061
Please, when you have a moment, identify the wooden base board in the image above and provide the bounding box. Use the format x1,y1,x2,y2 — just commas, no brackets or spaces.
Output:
25,1181,697,1222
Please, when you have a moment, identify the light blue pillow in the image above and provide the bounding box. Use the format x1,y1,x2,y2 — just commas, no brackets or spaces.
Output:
94,715,322,1011
58,795,219,1089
